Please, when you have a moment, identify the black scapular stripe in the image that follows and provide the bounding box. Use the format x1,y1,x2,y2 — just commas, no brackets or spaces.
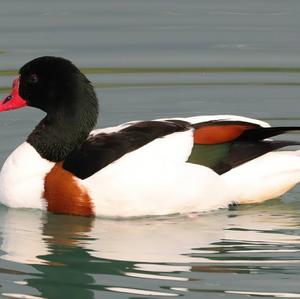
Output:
217,126,300,173
214,140,300,174
238,126,300,141
63,120,191,179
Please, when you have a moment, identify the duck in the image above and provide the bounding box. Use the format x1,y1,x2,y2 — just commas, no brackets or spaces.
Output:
1,56,300,218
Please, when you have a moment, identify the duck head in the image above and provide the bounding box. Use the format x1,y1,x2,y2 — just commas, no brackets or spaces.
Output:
0,56,99,116
0,57,99,162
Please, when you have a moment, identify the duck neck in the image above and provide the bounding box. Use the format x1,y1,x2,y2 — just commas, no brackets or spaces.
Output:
27,91,99,162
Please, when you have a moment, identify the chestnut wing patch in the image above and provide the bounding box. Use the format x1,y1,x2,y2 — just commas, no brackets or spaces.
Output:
63,120,191,179
193,120,261,144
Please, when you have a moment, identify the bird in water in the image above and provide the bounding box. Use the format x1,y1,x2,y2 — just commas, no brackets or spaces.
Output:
0,56,300,217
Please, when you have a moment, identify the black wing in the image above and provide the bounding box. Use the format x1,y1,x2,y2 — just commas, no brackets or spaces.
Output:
63,120,191,179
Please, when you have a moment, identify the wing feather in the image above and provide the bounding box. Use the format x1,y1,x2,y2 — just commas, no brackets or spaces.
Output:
63,120,191,179
188,119,300,174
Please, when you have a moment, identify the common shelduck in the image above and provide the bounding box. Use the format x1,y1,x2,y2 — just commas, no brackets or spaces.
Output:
0,56,300,217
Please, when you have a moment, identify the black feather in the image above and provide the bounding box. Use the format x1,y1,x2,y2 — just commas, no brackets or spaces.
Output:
238,126,300,141
215,140,300,174
63,120,191,179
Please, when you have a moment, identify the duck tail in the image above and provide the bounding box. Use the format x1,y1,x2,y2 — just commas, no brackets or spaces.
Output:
222,150,300,204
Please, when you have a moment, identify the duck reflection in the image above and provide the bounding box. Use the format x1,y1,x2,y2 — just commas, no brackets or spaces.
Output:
0,208,229,298
0,208,232,265
1,202,300,299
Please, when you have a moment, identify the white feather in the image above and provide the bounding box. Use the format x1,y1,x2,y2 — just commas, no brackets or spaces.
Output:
0,142,53,209
158,114,270,127
223,151,300,204
89,121,138,135
91,115,270,136
83,130,234,217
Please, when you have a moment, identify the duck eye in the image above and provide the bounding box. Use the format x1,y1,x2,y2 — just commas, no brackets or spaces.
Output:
28,74,39,84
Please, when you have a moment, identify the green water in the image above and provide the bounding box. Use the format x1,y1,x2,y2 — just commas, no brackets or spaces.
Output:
1,0,300,298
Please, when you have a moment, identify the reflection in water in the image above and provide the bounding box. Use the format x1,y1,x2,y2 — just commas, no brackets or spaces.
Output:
28,214,96,299
0,201,300,298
